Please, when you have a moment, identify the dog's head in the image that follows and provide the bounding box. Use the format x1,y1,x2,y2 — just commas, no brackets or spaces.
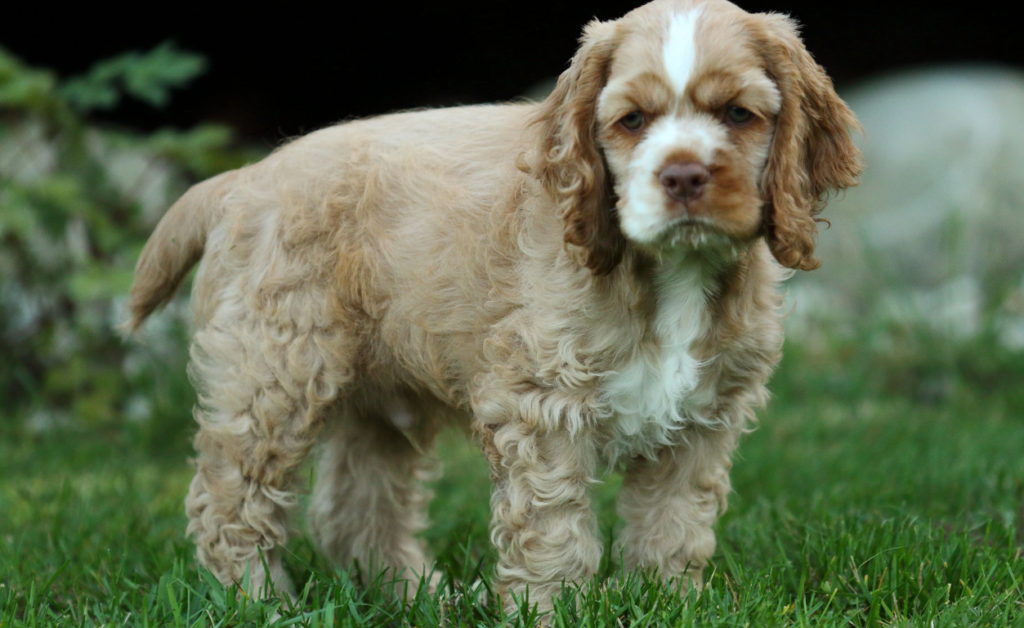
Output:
533,0,862,273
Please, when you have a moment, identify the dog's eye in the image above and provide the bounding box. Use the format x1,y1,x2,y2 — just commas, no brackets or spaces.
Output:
620,110,646,131
725,106,754,126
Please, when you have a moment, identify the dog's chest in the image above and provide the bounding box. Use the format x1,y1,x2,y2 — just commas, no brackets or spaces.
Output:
600,263,716,462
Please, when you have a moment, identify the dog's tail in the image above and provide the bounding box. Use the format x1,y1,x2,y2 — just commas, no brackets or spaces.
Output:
125,169,239,331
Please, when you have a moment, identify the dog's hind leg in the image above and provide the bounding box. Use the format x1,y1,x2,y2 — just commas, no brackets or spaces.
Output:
308,397,441,599
183,311,352,601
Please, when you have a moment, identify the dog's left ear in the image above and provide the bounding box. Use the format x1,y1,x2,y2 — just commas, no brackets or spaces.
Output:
756,14,863,271
532,19,625,275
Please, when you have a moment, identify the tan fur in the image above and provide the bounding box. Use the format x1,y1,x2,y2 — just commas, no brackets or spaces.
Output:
127,170,238,330
754,14,863,271
127,0,860,616
533,19,628,275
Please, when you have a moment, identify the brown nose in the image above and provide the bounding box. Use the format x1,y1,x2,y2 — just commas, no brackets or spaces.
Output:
658,162,710,202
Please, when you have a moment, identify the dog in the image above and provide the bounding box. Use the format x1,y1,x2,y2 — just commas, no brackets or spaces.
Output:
127,0,860,615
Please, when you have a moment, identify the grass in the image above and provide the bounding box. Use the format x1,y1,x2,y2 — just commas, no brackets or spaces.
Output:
2,326,1023,626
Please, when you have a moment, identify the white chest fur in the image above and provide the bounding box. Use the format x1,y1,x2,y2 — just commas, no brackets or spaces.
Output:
601,261,717,463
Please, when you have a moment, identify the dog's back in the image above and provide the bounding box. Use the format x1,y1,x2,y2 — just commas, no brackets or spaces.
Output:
128,102,535,336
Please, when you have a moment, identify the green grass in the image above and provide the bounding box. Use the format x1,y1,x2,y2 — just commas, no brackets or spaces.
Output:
2,330,1024,626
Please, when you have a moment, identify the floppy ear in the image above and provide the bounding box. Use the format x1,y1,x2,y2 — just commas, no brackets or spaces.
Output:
532,19,625,275
756,14,863,271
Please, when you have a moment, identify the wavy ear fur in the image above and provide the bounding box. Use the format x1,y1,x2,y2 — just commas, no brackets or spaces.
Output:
532,19,625,275
756,14,863,271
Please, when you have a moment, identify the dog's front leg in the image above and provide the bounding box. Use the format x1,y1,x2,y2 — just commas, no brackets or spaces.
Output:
477,416,601,617
615,426,738,591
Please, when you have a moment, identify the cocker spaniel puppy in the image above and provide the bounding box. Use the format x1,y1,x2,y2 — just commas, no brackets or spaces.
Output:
128,0,860,614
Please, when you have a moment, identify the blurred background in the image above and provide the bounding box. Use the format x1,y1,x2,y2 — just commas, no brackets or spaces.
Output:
0,0,1021,444
3,4,1024,624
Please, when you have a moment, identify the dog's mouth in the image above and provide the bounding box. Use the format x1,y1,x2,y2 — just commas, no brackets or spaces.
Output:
671,216,709,229
655,215,735,251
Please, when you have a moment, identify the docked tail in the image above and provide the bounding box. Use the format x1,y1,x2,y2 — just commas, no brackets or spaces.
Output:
126,170,239,331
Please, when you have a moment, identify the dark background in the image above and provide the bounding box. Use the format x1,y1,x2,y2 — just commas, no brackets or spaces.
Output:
2,2,1014,145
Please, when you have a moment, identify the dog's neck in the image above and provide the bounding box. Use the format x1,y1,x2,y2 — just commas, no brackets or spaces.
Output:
627,240,746,309
600,244,747,463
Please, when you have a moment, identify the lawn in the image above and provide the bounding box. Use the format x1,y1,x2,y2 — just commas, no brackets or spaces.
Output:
2,329,1023,627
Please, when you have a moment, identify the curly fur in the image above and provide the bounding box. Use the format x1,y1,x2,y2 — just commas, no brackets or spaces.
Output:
127,0,861,616
754,14,864,271
533,18,628,275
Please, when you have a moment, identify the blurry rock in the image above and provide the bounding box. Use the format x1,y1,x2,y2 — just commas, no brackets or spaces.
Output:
788,66,1024,346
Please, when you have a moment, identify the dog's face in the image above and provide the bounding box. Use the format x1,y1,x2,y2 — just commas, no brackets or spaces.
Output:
598,5,783,252
534,0,862,273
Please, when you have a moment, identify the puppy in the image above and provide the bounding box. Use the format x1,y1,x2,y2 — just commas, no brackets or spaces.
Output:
127,0,860,614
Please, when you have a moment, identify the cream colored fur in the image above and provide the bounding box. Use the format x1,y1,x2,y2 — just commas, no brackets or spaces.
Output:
127,0,861,617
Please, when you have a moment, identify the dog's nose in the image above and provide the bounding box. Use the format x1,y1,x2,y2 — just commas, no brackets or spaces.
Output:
658,162,710,202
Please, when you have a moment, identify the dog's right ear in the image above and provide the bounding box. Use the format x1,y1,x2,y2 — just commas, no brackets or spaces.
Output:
531,19,625,276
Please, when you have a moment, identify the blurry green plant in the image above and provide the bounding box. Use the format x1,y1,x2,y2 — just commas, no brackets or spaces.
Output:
0,42,263,447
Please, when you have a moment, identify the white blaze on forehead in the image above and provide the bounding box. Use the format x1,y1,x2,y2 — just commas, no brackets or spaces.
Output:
663,9,703,94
